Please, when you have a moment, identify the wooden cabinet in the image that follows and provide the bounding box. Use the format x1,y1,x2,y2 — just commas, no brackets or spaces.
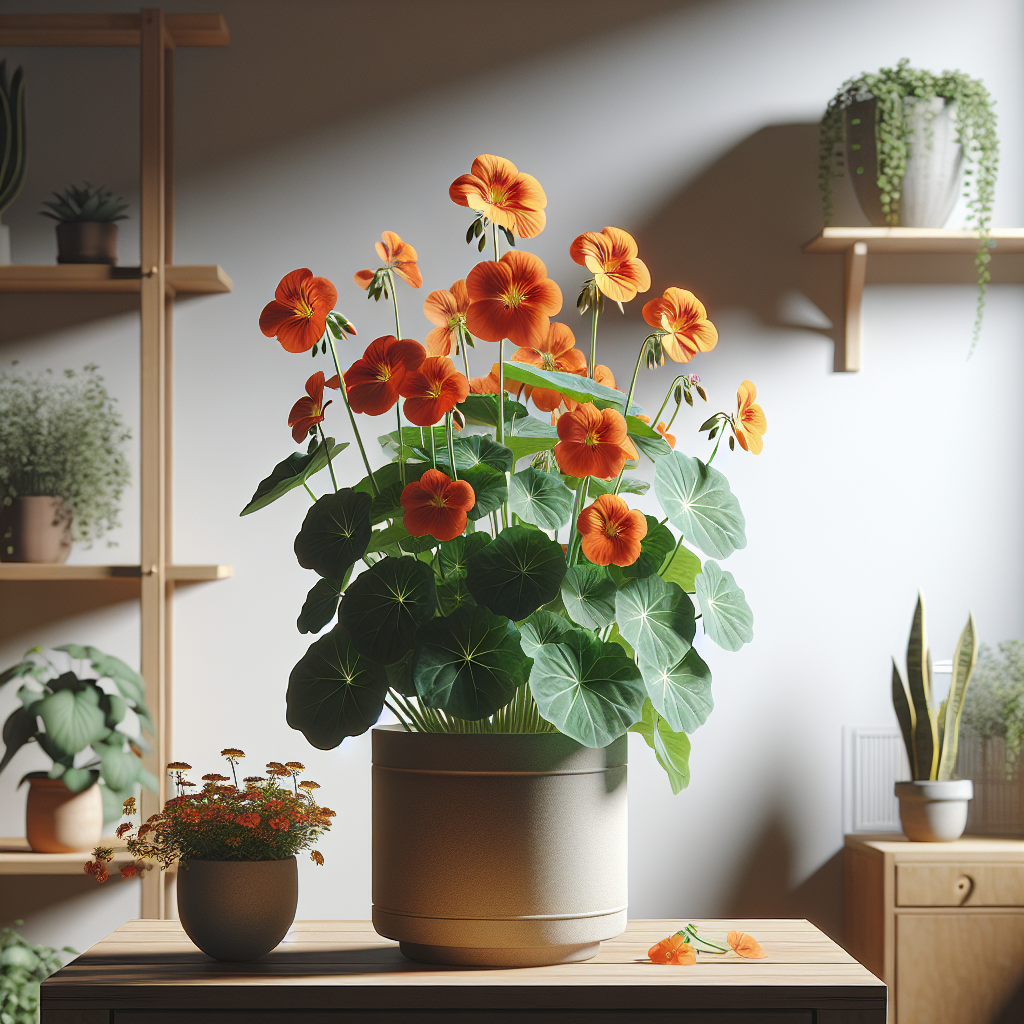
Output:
844,835,1024,1024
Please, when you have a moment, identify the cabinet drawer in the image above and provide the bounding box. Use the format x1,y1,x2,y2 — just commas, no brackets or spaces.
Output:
896,862,1024,906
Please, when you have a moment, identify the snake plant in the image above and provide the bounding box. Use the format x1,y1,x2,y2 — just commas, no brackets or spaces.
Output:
0,61,27,218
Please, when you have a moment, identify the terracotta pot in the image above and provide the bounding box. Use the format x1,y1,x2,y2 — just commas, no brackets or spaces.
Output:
0,496,72,563
26,776,103,853
372,725,628,967
177,858,298,962
896,779,974,841
56,221,119,265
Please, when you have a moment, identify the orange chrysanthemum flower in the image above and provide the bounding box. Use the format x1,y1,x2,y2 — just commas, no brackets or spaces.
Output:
354,231,423,290
648,934,696,966
734,380,766,454
344,335,426,416
513,322,587,413
259,268,338,354
636,413,675,450
642,287,718,363
449,154,547,239
469,362,525,399
401,468,475,542
465,251,563,349
398,356,470,427
423,279,470,357
288,371,333,443
727,930,767,959
554,404,633,480
577,494,648,567
570,227,651,303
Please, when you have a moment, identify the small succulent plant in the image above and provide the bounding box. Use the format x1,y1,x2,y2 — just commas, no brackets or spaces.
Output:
40,183,128,223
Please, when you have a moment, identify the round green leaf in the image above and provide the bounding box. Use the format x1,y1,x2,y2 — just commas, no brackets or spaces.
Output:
510,467,574,530
561,564,616,630
694,560,754,651
466,526,567,622
413,605,531,720
615,575,696,666
629,699,691,794
294,489,372,579
297,577,344,635
463,463,508,521
620,516,676,580
653,452,747,559
435,434,514,474
660,543,701,592
519,608,574,656
339,556,436,664
639,647,713,733
286,624,390,748
35,683,108,756
529,625,645,747
437,532,491,579
93,736,141,792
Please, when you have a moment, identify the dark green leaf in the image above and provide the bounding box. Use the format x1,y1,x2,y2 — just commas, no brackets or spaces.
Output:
510,467,574,530
457,393,528,427
511,415,559,438
0,706,38,775
366,521,435,554
505,435,558,464
434,435,513,474
35,684,108,756
437,532,492,580
297,576,345,635
463,463,508,521
466,526,567,621
294,489,372,579
620,516,676,580
582,475,650,497
519,608,574,656
355,462,429,525
240,439,349,516
561,564,617,630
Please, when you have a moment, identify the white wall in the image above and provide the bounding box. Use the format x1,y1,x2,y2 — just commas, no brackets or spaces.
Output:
1,0,1021,955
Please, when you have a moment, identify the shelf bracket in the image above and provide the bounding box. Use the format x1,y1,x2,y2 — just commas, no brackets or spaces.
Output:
840,242,867,372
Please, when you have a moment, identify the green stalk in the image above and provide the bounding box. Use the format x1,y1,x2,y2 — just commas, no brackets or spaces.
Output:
386,269,402,340
445,412,458,481
654,375,686,425
589,305,599,379
429,422,436,470
497,338,509,529
317,425,338,492
706,421,726,466
566,476,588,564
326,333,378,494
622,338,649,415
303,482,316,501
458,324,472,381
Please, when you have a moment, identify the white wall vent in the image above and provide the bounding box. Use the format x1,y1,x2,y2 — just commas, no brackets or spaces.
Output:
842,727,909,834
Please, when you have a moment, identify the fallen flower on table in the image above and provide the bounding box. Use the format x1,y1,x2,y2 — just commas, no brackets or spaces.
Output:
727,930,768,959
648,933,696,965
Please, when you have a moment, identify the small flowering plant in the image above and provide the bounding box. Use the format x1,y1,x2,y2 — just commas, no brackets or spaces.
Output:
85,750,334,879
243,154,768,793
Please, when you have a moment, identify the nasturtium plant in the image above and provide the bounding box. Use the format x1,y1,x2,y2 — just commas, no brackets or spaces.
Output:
245,152,767,793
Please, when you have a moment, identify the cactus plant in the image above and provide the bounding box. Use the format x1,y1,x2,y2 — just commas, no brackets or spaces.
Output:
40,183,128,223
892,592,978,781
0,60,27,218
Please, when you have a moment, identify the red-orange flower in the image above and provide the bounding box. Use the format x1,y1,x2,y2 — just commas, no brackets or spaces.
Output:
578,494,647,567
354,230,423,290
570,227,651,303
449,154,547,239
344,336,426,416
259,268,338,354
648,934,696,965
288,371,333,443
423,279,470,357
636,413,675,450
727,930,767,959
595,365,617,390
465,251,562,348
401,469,475,542
236,813,260,828
554,404,633,480
399,356,470,426
469,362,525,398
642,287,718,363
734,380,766,454
513,322,587,412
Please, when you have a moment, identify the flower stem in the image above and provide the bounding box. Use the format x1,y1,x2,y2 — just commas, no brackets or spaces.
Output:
303,482,316,501
589,305,599,380
429,422,436,470
458,325,472,381
492,221,500,262
445,412,458,481
566,476,588,564
326,333,378,494
497,339,509,530
386,269,402,340
706,422,726,466
654,375,686,425
623,338,648,415
317,428,338,492
396,402,406,486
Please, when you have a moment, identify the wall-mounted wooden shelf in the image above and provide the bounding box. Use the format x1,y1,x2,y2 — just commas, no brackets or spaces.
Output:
0,264,232,295
0,837,130,875
803,227,1024,371
0,13,228,48
0,564,231,582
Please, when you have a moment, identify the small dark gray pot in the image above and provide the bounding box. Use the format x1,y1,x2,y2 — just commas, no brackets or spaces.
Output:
177,858,298,962
56,221,119,264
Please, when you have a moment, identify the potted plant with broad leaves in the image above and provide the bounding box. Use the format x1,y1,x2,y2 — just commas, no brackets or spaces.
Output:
892,592,978,841
0,60,27,265
0,365,130,562
39,183,129,265
0,922,76,1024
87,753,334,963
245,153,766,967
0,645,155,852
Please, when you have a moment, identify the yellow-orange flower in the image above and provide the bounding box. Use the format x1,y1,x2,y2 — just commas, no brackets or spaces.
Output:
734,380,766,454
570,227,651,303
727,930,767,959
513,322,586,412
466,251,563,349
259,269,338,354
469,362,525,398
642,287,718,363
578,494,648,567
449,154,547,239
354,230,423,290
636,413,676,449
423,279,470,357
648,934,696,965
554,404,633,480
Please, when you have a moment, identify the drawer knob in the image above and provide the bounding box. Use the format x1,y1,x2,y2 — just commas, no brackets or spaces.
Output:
955,874,974,904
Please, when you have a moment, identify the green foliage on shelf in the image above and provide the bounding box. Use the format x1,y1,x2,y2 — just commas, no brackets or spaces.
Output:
960,640,1024,779
0,921,76,1024
39,183,128,224
0,61,27,219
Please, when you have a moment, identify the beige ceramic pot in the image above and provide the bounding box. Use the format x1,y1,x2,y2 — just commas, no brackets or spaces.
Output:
896,779,974,841
177,858,298,962
56,221,119,264
25,776,103,853
0,496,72,563
372,725,628,967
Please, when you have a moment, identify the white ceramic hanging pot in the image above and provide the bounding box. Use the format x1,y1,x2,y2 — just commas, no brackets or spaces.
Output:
372,725,628,967
895,779,973,841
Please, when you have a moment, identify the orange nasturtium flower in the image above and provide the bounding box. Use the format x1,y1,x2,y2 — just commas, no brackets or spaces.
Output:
465,251,563,349
636,413,675,450
401,469,475,542
344,335,426,416
642,287,718,363
570,227,651,303
469,362,525,399
727,930,767,959
554,404,634,480
648,934,697,965
449,154,547,239
288,371,333,443
577,494,648,567
354,231,423,290
259,268,338,354
398,356,470,427
734,380,766,454
513,322,586,413
423,279,470,357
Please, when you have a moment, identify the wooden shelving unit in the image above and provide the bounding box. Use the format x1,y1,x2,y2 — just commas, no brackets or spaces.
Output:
0,838,131,875
0,10,231,911
803,227,1024,371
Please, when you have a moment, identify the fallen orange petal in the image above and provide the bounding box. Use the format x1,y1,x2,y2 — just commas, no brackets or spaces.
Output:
648,934,696,965
727,930,767,959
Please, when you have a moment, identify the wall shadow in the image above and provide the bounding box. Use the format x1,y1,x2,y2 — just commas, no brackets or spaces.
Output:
0,294,139,345
0,581,139,642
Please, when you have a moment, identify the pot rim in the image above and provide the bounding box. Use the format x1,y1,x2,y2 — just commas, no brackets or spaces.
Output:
895,779,973,801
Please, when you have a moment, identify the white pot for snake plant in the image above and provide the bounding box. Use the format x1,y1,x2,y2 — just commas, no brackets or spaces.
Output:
895,779,973,842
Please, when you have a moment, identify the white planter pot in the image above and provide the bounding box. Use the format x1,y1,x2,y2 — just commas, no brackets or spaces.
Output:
372,725,627,967
895,779,973,842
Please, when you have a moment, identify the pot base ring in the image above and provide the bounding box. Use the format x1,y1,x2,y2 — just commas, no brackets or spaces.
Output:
399,940,600,968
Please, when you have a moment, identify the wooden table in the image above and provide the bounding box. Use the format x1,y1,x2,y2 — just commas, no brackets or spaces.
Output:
41,919,884,1023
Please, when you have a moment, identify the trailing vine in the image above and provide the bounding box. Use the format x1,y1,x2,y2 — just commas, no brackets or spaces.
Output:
819,59,999,354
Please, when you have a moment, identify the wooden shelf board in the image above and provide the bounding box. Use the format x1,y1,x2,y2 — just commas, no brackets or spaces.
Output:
0,14,229,48
0,264,233,295
804,226,1024,254
0,837,129,875
0,564,232,582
